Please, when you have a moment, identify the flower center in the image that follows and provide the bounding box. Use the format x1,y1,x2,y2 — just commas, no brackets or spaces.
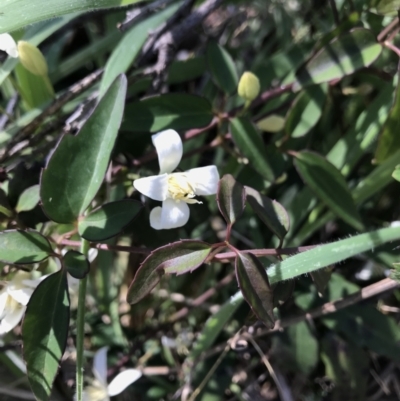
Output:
167,173,202,204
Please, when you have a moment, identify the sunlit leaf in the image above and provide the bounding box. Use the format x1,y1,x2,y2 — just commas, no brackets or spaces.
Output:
268,225,400,284
0,230,53,264
294,151,364,231
15,185,40,213
285,84,328,137
376,0,400,14
23,270,70,401
393,165,400,182
294,29,382,90
127,240,212,304
0,0,145,34
256,115,285,133
41,75,127,223
15,64,54,109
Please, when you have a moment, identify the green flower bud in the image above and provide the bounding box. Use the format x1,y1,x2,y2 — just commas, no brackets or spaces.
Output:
17,41,48,77
238,71,260,102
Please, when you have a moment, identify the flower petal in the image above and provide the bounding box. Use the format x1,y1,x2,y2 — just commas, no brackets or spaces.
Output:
88,248,98,263
107,369,142,396
152,130,183,174
8,287,34,306
149,206,163,230
151,199,190,230
0,33,18,58
0,304,26,335
187,165,219,196
0,290,8,319
134,174,168,201
93,347,108,386
162,199,190,229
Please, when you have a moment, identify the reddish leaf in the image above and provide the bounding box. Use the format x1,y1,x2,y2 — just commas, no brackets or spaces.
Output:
127,240,212,304
245,186,290,241
217,174,245,226
235,252,275,328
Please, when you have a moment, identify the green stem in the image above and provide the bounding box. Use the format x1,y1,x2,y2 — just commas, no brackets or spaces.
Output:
76,238,90,401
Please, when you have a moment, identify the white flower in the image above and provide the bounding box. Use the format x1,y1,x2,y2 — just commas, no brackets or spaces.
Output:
0,271,44,335
0,33,18,58
82,347,142,401
134,129,219,230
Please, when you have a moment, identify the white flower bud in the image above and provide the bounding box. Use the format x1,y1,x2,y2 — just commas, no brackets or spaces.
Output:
17,41,48,76
238,71,260,102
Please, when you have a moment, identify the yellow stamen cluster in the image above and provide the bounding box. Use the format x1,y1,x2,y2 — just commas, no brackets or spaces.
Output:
167,173,202,204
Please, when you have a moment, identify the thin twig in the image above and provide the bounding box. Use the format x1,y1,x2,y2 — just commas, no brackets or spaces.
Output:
246,336,294,401
58,238,316,261
117,0,178,31
168,272,235,322
199,278,400,362
384,41,400,58
0,69,103,164
0,93,18,131
59,239,150,255
259,277,400,335
378,18,399,42
187,344,230,401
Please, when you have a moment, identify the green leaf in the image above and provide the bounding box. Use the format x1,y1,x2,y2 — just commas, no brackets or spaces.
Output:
376,0,400,14
41,75,127,223
245,186,289,241
99,3,179,96
393,165,400,182
78,200,142,241
268,225,400,284
189,292,243,361
294,29,382,90
15,185,40,213
294,151,364,231
310,267,333,296
15,64,54,110
127,240,212,304
230,117,275,182
273,280,295,307
235,252,274,328
22,270,70,401
256,115,285,133
167,57,206,85
217,174,245,225
323,305,400,361
206,42,238,94
285,84,328,137
321,335,368,400
375,73,400,163
286,322,319,375
122,94,213,133
0,189,13,217
63,250,89,279
0,16,77,87
0,230,53,264
0,0,145,34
